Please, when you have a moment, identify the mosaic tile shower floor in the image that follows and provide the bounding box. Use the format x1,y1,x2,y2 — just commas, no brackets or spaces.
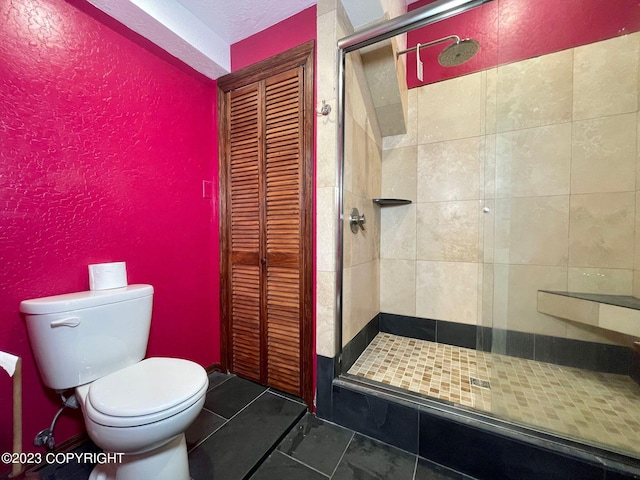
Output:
348,332,640,457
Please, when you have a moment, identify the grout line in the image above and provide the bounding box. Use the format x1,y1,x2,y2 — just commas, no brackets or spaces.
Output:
277,451,331,478
226,388,270,423
418,455,476,480
187,410,229,453
266,388,307,406
189,385,306,477
342,429,417,459
412,455,418,480
188,384,268,454
313,416,356,433
242,406,307,480
207,373,234,392
329,430,355,479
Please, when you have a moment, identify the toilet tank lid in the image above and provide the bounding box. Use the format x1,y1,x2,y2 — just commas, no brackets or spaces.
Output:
20,284,154,315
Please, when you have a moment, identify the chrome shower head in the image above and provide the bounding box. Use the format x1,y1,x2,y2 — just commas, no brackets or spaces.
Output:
438,38,480,67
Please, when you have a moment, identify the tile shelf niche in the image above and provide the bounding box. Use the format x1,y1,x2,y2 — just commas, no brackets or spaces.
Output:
537,290,640,338
372,198,412,206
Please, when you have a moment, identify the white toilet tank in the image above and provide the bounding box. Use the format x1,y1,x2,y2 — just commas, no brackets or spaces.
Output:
20,285,154,390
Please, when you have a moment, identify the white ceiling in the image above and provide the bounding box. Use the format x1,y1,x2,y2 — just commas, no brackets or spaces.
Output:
174,0,317,44
340,0,385,29
85,0,417,80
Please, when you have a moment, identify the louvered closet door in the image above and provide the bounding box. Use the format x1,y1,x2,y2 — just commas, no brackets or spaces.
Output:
219,41,313,406
264,68,303,394
228,83,262,382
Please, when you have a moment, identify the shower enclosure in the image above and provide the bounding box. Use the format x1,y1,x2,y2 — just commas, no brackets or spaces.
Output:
337,0,640,464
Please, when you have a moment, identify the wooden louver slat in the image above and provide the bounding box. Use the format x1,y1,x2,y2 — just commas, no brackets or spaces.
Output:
266,267,300,392
264,68,303,394
220,41,313,406
228,83,261,381
231,264,260,381
230,83,260,257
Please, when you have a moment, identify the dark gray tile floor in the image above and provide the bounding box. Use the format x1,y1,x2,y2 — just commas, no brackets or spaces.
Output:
252,410,475,480
30,372,474,480
188,374,307,480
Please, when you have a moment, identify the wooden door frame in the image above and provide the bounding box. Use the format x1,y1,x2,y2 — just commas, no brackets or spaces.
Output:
218,41,315,407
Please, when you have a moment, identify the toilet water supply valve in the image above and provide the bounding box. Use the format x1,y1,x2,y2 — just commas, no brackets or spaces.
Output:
34,391,79,451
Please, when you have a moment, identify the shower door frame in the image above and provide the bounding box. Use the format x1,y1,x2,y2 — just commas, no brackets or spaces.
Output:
334,0,494,375
330,1,640,472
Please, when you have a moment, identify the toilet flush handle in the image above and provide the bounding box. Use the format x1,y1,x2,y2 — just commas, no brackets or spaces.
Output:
50,317,80,328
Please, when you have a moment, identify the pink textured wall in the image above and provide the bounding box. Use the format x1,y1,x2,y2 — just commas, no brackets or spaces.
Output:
231,6,317,72
0,0,219,463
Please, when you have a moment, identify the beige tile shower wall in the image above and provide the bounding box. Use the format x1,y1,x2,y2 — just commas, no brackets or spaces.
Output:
381,72,486,327
342,45,383,347
315,0,407,356
381,32,640,346
636,51,640,299
315,0,352,358
567,33,639,345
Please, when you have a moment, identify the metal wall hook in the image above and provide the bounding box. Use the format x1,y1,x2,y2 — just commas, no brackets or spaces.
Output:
349,208,366,233
316,100,331,116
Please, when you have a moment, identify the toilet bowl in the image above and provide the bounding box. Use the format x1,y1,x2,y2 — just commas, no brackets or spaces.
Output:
76,357,207,480
20,284,208,480
76,357,208,453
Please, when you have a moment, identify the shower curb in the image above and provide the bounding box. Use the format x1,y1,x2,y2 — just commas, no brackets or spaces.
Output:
320,372,640,480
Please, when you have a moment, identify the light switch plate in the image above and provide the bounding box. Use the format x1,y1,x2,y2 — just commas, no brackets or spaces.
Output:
202,180,213,199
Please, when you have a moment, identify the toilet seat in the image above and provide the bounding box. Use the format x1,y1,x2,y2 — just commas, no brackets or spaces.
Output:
77,357,208,428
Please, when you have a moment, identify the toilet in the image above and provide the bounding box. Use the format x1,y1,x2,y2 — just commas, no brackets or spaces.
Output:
20,284,208,480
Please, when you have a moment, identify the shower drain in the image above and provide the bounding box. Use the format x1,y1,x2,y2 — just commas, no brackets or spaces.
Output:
470,377,491,389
